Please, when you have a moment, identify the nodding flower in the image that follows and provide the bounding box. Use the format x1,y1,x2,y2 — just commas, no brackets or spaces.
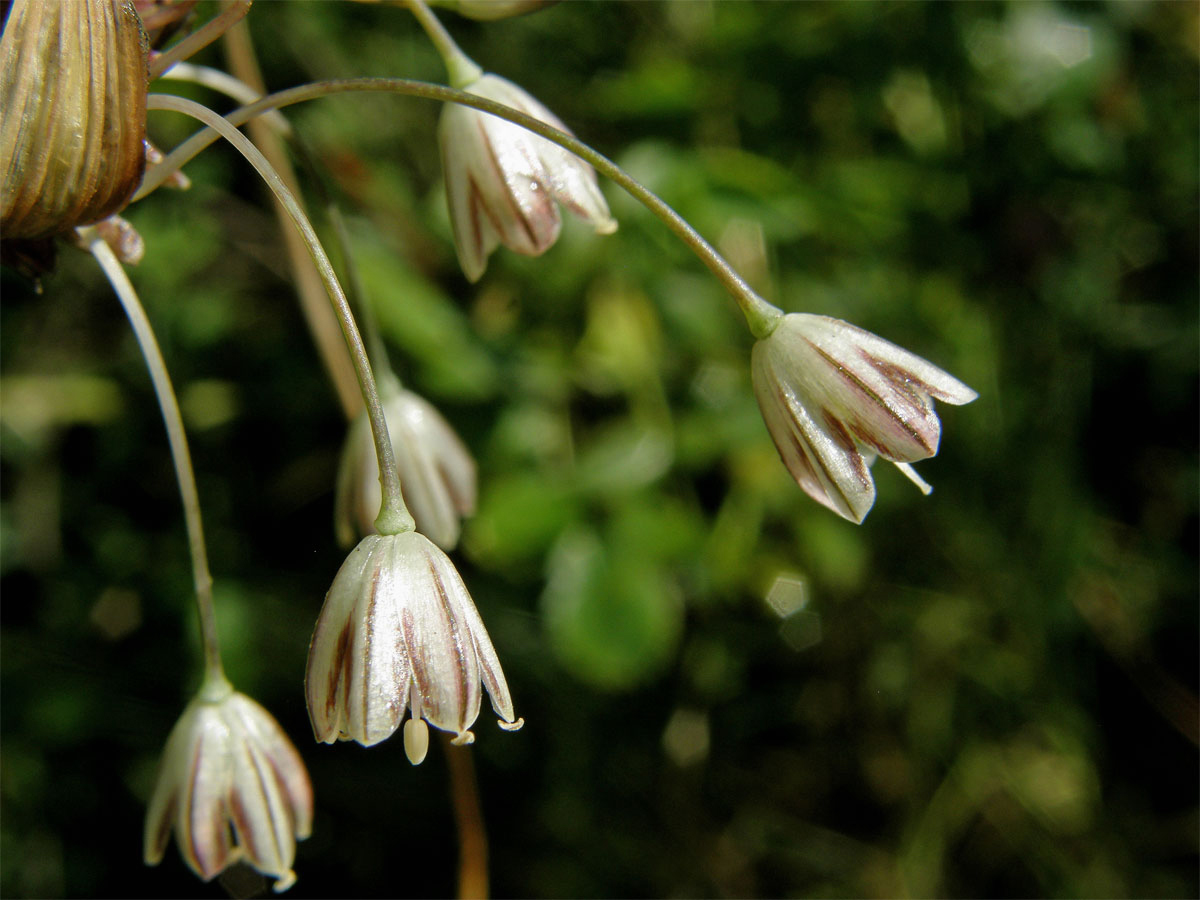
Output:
751,313,977,524
305,532,522,764
143,681,314,893
439,72,617,282
335,374,476,552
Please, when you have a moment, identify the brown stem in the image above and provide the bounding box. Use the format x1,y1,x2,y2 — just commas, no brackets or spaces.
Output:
149,0,252,80
440,733,489,900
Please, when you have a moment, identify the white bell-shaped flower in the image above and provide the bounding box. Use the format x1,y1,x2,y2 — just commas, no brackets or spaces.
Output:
305,532,522,763
752,313,977,523
143,681,313,892
439,73,617,282
335,374,476,551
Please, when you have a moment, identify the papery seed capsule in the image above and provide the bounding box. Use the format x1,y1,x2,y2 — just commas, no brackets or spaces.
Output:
1,0,149,241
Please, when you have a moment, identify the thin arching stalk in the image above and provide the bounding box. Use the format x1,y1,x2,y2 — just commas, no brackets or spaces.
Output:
218,21,364,421
144,92,413,535
137,78,783,338
156,54,360,417
81,225,227,689
323,202,393,383
401,0,482,89
156,61,293,136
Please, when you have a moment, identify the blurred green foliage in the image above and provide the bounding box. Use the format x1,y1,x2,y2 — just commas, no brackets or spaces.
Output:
1,1,1196,898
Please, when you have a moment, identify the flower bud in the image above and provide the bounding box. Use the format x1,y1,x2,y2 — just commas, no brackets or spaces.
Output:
143,682,314,892
335,374,476,551
439,73,617,282
1,0,149,241
306,532,522,760
751,313,977,523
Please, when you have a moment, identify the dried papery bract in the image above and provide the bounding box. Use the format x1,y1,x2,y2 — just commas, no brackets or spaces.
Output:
133,0,200,45
306,532,522,763
751,313,977,523
335,374,477,551
0,0,148,241
143,683,314,893
439,72,617,282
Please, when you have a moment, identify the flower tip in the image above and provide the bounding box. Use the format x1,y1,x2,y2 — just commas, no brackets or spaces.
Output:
843,507,870,526
450,729,476,747
272,870,298,893
956,384,980,405
594,216,618,236
309,722,340,745
498,716,524,732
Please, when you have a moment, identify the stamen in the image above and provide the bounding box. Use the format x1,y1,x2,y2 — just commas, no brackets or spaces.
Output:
403,717,430,766
893,461,933,496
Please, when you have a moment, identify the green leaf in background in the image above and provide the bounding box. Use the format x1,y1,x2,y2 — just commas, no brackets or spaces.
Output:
541,524,683,690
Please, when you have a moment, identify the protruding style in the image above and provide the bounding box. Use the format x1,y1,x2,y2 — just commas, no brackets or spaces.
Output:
751,313,977,523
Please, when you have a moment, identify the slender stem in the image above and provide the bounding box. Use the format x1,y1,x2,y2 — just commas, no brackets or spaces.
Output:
144,92,413,535
156,61,294,136
148,0,253,80
219,21,365,421
401,0,483,89
325,202,393,381
80,226,227,687
136,79,784,338
440,734,489,900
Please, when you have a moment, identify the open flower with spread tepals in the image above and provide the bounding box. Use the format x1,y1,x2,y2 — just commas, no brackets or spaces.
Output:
335,373,476,551
144,679,314,893
439,72,617,282
751,313,977,524
306,531,522,764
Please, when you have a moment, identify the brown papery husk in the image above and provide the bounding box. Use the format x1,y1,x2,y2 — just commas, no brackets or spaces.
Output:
1,0,149,242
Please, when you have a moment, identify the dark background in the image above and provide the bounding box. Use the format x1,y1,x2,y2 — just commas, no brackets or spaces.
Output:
2,2,1197,897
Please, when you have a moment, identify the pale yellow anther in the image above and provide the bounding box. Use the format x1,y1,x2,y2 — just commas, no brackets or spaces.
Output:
403,717,430,765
